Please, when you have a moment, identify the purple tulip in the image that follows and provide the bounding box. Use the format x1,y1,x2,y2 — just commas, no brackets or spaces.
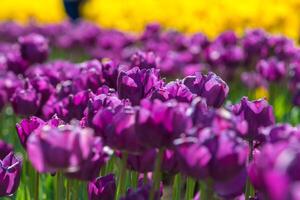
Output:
120,182,163,200
27,124,98,173
151,80,194,103
183,72,229,108
117,67,163,105
73,59,105,92
16,116,45,148
6,50,29,74
175,138,211,179
127,149,178,174
104,106,144,153
241,72,267,89
88,174,116,200
101,60,120,89
0,152,22,197
130,51,159,69
11,81,41,117
136,99,191,148
30,76,55,105
232,97,275,141
256,58,286,82
0,140,13,160
18,33,49,63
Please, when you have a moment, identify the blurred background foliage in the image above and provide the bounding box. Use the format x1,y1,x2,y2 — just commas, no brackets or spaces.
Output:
0,0,299,40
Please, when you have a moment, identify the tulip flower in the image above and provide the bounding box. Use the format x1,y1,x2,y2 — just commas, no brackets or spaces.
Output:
0,152,22,197
18,33,49,63
88,174,116,200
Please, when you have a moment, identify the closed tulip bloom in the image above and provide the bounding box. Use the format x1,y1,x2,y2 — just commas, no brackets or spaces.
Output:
74,59,105,92
136,99,191,148
150,80,194,103
18,33,49,63
127,149,156,173
105,106,144,153
16,116,45,148
256,58,286,82
183,72,229,108
30,76,55,105
232,97,275,141
11,82,41,116
130,51,159,69
201,72,229,108
88,174,116,200
0,152,22,197
6,50,29,74
120,183,163,200
27,124,97,173
0,140,13,160
175,137,211,179
117,67,163,105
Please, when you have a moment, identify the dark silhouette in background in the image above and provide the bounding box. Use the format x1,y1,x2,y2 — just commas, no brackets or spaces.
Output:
63,0,86,21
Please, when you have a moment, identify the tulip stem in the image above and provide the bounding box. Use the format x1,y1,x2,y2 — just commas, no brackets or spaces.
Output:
34,171,39,200
202,178,214,200
185,177,196,200
56,172,64,200
150,148,164,200
245,140,255,199
66,179,71,200
172,174,182,200
131,171,139,188
116,152,128,199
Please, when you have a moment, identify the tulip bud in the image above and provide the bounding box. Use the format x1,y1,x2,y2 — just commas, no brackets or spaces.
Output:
18,33,49,63
88,174,116,200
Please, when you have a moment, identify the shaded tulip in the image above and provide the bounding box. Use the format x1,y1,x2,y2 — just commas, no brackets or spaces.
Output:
88,174,116,200
232,97,275,141
6,50,29,74
0,140,13,160
105,106,144,153
130,51,159,69
136,99,191,148
0,152,22,197
18,33,49,63
120,183,163,200
11,82,41,116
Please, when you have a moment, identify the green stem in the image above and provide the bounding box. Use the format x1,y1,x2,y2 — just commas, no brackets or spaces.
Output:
202,178,214,200
116,152,128,200
56,173,64,200
150,148,164,200
34,171,39,200
185,177,196,200
245,140,255,199
172,174,182,200
131,171,139,188
66,179,71,200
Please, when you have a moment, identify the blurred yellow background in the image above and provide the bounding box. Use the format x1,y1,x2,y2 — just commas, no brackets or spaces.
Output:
0,0,299,39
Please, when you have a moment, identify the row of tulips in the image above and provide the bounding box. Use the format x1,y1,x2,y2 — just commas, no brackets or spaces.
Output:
0,23,300,200
0,21,300,106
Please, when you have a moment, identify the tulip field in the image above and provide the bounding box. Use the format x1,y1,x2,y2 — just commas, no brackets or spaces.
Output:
1,20,300,200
